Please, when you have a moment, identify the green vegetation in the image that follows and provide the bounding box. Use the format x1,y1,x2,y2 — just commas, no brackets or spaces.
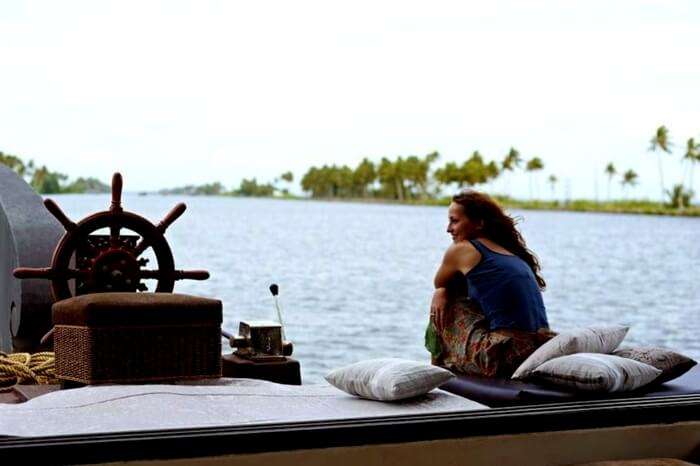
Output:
295,125,699,216
158,178,281,197
234,178,276,197
434,151,497,193
0,151,109,194
665,184,693,209
499,198,700,217
525,156,544,199
61,177,111,193
683,138,699,194
3,124,699,217
159,182,226,196
649,125,672,201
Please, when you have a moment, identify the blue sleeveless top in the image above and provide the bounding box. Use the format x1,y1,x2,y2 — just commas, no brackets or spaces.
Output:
465,239,549,332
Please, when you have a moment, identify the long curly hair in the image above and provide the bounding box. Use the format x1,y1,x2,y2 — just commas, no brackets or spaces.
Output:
452,190,546,290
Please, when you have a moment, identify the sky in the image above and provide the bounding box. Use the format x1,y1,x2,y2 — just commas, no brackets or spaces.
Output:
1,0,699,200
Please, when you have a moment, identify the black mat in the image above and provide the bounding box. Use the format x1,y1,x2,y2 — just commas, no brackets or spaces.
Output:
440,366,700,407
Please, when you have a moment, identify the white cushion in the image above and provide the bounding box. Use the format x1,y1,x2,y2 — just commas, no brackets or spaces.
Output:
325,358,455,401
512,324,629,380
531,353,662,392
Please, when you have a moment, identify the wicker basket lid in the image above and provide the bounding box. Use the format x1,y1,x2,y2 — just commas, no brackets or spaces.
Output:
52,292,222,326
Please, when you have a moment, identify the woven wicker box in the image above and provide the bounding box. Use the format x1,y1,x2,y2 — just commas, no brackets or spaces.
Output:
52,292,222,384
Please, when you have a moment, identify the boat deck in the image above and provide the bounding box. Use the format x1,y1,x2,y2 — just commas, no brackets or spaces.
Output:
0,378,486,437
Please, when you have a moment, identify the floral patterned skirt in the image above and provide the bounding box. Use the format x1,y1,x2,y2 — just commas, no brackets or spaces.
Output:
432,297,555,378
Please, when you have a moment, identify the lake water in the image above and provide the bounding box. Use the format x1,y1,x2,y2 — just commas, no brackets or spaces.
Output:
53,194,700,383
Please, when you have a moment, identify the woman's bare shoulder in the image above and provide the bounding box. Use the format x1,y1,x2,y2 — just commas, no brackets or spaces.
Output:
444,240,481,266
434,240,481,287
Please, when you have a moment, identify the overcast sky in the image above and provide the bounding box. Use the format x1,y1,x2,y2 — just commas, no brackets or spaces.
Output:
1,1,699,199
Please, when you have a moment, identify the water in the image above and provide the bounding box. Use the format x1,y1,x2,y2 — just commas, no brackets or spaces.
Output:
52,194,700,383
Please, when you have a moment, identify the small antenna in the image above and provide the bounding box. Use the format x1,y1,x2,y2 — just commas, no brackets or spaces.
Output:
269,283,285,340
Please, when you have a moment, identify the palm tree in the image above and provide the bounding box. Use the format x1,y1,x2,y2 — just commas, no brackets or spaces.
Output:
501,147,522,170
500,147,522,196
683,138,700,193
280,171,293,183
434,161,461,192
547,174,558,201
604,163,616,200
377,157,405,201
649,125,672,201
352,158,377,197
485,161,500,193
400,152,440,199
276,171,294,195
620,169,639,199
0,151,27,177
525,157,544,199
694,151,700,202
665,184,693,209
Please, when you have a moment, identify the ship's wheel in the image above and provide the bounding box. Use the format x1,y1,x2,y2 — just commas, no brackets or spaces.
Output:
13,172,209,301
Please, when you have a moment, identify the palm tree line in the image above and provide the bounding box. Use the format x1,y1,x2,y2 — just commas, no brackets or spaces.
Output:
300,125,697,208
300,149,547,201
604,125,699,207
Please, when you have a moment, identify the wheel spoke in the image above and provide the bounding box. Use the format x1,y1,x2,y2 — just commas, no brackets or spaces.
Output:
64,268,89,279
109,223,121,246
133,238,150,257
44,199,76,232
110,172,123,212
156,203,186,234
173,269,210,281
139,269,161,279
13,267,54,279
138,269,209,281
15,267,89,280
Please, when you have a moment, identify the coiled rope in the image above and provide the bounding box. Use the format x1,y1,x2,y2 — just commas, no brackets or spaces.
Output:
0,352,58,390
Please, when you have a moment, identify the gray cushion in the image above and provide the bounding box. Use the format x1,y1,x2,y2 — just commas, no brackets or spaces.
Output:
613,346,697,384
531,353,661,392
440,366,700,407
325,358,455,401
512,325,629,380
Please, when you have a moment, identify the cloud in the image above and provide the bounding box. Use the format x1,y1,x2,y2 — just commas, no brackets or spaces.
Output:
1,0,699,198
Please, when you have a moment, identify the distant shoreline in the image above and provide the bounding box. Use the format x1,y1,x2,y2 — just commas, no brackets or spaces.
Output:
129,191,700,217
302,196,700,217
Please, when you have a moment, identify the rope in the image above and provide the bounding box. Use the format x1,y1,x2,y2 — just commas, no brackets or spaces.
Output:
0,351,58,391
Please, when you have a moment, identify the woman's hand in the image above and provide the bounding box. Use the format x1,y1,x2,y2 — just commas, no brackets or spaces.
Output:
430,287,450,332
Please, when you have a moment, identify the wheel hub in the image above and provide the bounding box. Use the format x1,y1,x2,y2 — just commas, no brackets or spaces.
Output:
91,249,139,292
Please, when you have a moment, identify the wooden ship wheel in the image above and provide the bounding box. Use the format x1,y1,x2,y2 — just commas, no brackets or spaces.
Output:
13,173,209,301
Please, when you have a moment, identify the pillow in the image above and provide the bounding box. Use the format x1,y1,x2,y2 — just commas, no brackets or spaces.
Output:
531,353,661,392
613,346,697,384
324,358,455,401
512,325,629,380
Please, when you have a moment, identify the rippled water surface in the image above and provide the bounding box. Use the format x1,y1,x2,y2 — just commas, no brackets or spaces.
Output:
54,194,700,383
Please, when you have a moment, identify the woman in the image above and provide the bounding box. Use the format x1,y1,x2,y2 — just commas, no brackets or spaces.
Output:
429,190,553,378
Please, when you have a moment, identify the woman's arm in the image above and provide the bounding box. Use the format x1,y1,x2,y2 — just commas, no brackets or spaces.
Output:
431,242,481,332
433,241,480,289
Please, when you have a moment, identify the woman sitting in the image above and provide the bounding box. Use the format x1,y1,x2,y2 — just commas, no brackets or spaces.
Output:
430,190,553,378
